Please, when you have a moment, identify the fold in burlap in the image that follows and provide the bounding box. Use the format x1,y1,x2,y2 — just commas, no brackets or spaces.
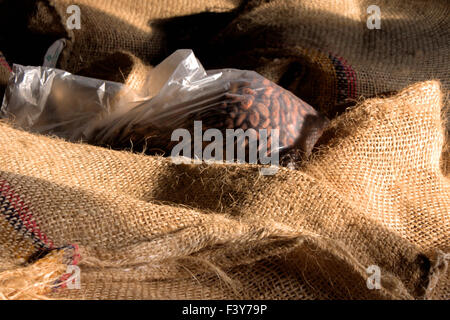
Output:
0,81,448,299
47,0,242,73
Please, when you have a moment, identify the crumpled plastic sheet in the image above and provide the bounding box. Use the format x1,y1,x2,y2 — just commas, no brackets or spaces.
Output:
1,50,328,159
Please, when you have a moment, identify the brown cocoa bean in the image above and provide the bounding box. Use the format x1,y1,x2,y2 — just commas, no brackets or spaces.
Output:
248,111,260,127
235,113,247,127
255,102,270,119
261,118,270,128
280,107,286,125
271,97,280,113
262,86,274,98
282,94,291,110
287,137,294,146
286,123,297,138
259,95,270,107
240,96,254,110
272,87,281,99
242,87,256,96
271,111,279,127
281,134,287,147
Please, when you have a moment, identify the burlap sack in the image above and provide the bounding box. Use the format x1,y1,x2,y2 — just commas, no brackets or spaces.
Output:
0,0,239,78
2,0,448,123
0,0,448,300
47,0,241,73
66,0,450,129
202,1,450,125
0,80,448,299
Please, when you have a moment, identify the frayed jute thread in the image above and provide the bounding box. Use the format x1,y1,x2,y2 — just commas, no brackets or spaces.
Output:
0,250,67,300
421,251,450,300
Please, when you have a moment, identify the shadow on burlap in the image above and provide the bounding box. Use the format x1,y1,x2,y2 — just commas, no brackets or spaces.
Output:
0,81,448,299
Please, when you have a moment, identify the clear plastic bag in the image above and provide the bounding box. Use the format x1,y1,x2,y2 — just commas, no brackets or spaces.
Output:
1,50,329,163
89,50,329,161
1,64,129,141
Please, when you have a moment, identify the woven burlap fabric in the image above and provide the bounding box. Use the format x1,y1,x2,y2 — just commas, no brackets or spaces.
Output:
0,0,449,299
0,81,448,299
65,0,450,126
194,0,449,122
45,0,241,73
0,0,240,78
3,0,448,124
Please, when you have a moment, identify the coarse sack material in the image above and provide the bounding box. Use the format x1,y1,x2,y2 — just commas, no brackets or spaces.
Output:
0,80,448,300
3,0,447,127
0,0,449,300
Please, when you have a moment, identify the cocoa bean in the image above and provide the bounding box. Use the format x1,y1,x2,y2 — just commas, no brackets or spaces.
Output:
248,110,260,127
261,118,270,128
235,113,247,127
240,96,254,110
255,102,270,119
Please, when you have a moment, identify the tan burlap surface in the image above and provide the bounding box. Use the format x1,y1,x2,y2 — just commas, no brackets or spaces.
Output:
0,81,448,299
200,0,450,117
41,0,449,126
0,0,448,299
47,0,241,73
2,0,448,122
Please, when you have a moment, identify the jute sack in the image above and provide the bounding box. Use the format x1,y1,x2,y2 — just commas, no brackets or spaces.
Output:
0,81,448,299
47,0,241,73
5,0,448,126
178,0,450,125
0,0,240,79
